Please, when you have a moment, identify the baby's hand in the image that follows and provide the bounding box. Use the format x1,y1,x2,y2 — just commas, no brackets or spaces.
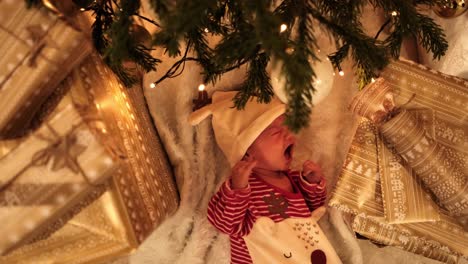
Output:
230,155,257,189
302,160,323,184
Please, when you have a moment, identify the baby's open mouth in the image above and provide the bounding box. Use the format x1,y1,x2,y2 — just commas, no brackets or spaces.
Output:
284,144,294,160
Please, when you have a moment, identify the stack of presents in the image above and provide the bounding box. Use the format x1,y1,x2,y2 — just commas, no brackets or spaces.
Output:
0,2,179,263
330,60,468,263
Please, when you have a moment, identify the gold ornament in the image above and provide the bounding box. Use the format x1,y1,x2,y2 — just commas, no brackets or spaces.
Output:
433,0,467,18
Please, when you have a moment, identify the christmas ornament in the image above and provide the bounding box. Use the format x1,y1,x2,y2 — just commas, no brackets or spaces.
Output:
269,51,334,106
433,0,467,18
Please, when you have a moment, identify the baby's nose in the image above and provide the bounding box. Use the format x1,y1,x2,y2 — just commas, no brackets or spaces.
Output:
283,129,295,141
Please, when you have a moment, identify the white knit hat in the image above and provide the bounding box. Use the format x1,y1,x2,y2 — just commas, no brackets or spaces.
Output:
189,91,286,167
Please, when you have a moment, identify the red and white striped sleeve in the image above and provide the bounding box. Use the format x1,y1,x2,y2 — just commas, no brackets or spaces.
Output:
291,171,327,210
207,180,253,237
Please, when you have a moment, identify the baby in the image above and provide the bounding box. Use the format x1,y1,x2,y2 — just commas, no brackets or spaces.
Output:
190,91,341,264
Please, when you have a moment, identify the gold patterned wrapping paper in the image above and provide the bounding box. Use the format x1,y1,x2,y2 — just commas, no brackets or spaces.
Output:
352,215,462,264
0,1,92,139
0,95,118,255
330,59,468,262
68,53,180,244
376,109,442,224
329,118,440,224
379,60,468,225
350,73,468,225
0,180,137,264
330,117,468,262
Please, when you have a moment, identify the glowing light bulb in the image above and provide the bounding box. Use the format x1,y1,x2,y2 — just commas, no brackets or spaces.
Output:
204,28,209,33
280,24,287,32
80,8,85,11
198,84,205,91
339,70,344,76
371,78,376,83
149,83,156,89
391,11,398,16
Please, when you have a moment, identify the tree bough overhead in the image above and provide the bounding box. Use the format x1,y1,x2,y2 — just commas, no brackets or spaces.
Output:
26,0,448,132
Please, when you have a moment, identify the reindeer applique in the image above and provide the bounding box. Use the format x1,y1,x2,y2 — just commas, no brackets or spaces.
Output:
263,191,289,218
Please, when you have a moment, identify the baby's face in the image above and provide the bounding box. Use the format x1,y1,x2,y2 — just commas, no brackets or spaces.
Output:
247,115,296,171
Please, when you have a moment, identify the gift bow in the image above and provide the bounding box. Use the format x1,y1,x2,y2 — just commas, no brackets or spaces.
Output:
32,125,87,176
349,78,410,124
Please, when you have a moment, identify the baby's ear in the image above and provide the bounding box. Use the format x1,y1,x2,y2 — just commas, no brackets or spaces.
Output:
310,206,327,220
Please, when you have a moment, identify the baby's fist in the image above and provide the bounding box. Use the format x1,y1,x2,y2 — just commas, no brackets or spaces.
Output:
302,160,323,184
230,155,257,189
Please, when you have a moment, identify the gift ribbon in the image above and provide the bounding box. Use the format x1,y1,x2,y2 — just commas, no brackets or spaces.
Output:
0,122,94,192
0,22,60,90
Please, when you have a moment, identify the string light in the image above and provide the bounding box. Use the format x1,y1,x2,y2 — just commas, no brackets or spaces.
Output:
198,84,206,91
280,24,287,32
80,8,85,11
339,70,344,76
391,11,398,16
204,28,209,33
371,78,376,83
149,83,156,89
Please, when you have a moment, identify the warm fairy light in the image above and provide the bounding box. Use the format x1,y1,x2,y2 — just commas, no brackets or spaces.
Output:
149,82,156,89
391,11,398,16
204,28,209,33
96,103,101,110
80,8,85,11
371,78,376,83
280,24,287,32
339,70,344,76
198,84,205,91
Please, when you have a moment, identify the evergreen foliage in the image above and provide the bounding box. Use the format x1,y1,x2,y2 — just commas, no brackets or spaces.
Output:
27,0,448,132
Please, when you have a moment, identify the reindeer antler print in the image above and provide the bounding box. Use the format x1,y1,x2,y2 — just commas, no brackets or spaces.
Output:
262,191,289,218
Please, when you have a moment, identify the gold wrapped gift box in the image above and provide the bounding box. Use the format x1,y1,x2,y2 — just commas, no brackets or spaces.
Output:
0,53,179,263
1,181,136,264
329,59,468,263
0,94,118,255
0,1,92,139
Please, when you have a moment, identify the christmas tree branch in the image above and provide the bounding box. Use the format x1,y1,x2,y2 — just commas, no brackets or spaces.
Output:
26,0,449,131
